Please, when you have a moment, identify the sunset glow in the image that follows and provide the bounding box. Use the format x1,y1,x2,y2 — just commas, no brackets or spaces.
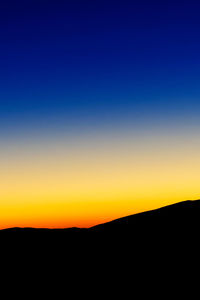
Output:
1,1,200,228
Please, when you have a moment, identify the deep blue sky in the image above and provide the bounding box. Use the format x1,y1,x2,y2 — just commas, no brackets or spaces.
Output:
1,0,200,136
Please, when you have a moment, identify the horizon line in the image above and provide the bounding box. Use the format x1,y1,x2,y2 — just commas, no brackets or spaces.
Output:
0,199,199,231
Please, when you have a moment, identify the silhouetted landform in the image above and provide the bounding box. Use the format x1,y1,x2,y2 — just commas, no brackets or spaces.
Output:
1,200,200,233
92,199,200,234
1,200,200,246
1,200,199,276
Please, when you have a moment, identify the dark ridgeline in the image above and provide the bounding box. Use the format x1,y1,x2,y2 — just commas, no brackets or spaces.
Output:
1,200,199,288
0,200,200,251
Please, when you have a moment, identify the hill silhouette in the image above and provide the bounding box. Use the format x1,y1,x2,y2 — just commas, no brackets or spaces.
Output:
1,200,199,285
1,200,200,248
91,199,200,234
1,199,200,232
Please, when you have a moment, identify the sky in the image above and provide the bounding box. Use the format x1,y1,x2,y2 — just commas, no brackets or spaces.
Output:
0,0,200,228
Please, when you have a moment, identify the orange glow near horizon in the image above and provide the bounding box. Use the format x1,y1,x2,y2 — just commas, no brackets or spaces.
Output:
0,127,200,229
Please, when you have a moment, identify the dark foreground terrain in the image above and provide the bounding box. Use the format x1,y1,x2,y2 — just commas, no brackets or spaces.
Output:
1,200,199,288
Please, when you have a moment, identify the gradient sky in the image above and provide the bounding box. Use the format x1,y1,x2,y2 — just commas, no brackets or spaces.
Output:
0,0,200,228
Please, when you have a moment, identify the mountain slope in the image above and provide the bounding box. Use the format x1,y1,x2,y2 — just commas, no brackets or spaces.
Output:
0,200,199,264
91,199,200,230
1,199,200,234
